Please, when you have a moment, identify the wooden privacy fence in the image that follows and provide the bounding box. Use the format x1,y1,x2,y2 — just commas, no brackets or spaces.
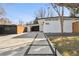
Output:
17,25,25,34
72,21,79,33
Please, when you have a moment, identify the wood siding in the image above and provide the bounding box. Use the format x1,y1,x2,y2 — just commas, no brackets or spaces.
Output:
17,25,25,34
72,22,79,33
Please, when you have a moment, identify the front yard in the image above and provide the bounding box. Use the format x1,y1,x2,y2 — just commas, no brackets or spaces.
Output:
49,36,79,56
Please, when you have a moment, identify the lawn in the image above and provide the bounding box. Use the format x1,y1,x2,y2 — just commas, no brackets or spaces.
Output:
49,36,79,56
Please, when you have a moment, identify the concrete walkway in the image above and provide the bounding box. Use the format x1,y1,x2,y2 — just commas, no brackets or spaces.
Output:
24,32,55,56
0,32,56,56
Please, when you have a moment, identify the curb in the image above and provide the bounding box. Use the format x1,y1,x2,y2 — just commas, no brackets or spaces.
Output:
44,34,62,56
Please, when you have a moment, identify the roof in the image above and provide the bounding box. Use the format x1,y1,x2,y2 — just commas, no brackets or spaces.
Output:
36,16,79,20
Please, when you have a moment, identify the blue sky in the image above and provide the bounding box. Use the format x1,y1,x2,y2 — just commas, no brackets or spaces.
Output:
2,3,70,24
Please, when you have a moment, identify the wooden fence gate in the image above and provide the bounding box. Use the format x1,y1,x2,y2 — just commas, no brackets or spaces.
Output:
72,22,79,33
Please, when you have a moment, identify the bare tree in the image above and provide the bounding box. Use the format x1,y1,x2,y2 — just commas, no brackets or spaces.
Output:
51,3,64,37
36,8,46,18
65,6,79,17
0,6,6,17
33,17,38,24
51,3,79,39
47,5,54,17
19,20,24,25
56,3,79,17
45,4,57,17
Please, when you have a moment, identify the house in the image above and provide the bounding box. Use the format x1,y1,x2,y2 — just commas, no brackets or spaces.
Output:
0,18,12,25
26,17,79,34
0,24,25,34
0,17,26,34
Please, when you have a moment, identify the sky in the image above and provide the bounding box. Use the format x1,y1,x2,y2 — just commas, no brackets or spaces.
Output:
2,3,70,24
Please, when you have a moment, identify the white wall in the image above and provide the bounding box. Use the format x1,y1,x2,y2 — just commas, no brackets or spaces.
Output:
43,20,73,33
43,20,61,33
27,26,30,32
39,24,43,31
63,20,73,33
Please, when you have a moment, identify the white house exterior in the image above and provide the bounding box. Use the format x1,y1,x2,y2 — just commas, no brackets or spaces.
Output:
43,20,61,33
26,17,79,33
37,17,79,33
27,26,31,32
43,20,74,33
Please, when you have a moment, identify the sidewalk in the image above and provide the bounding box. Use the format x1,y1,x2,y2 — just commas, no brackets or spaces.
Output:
24,32,55,56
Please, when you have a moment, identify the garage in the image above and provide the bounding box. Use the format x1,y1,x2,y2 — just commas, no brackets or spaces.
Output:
31,26,39,31
0,25,26,34
0,25,5,34
0,25,17,34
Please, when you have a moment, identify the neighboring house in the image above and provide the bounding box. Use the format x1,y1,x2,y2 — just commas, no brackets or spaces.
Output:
26,17,79,33
0,18,25,34
0,18,12,25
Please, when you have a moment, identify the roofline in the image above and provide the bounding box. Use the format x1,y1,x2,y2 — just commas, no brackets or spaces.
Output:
37,16,79,20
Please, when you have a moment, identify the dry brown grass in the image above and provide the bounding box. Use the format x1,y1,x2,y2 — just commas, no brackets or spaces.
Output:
49,36,79,56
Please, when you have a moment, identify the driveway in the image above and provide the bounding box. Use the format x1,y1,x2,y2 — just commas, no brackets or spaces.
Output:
0,32,55,56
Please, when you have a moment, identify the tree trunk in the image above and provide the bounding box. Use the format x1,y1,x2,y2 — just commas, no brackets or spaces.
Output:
60,6,64,39
60,16,63,36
